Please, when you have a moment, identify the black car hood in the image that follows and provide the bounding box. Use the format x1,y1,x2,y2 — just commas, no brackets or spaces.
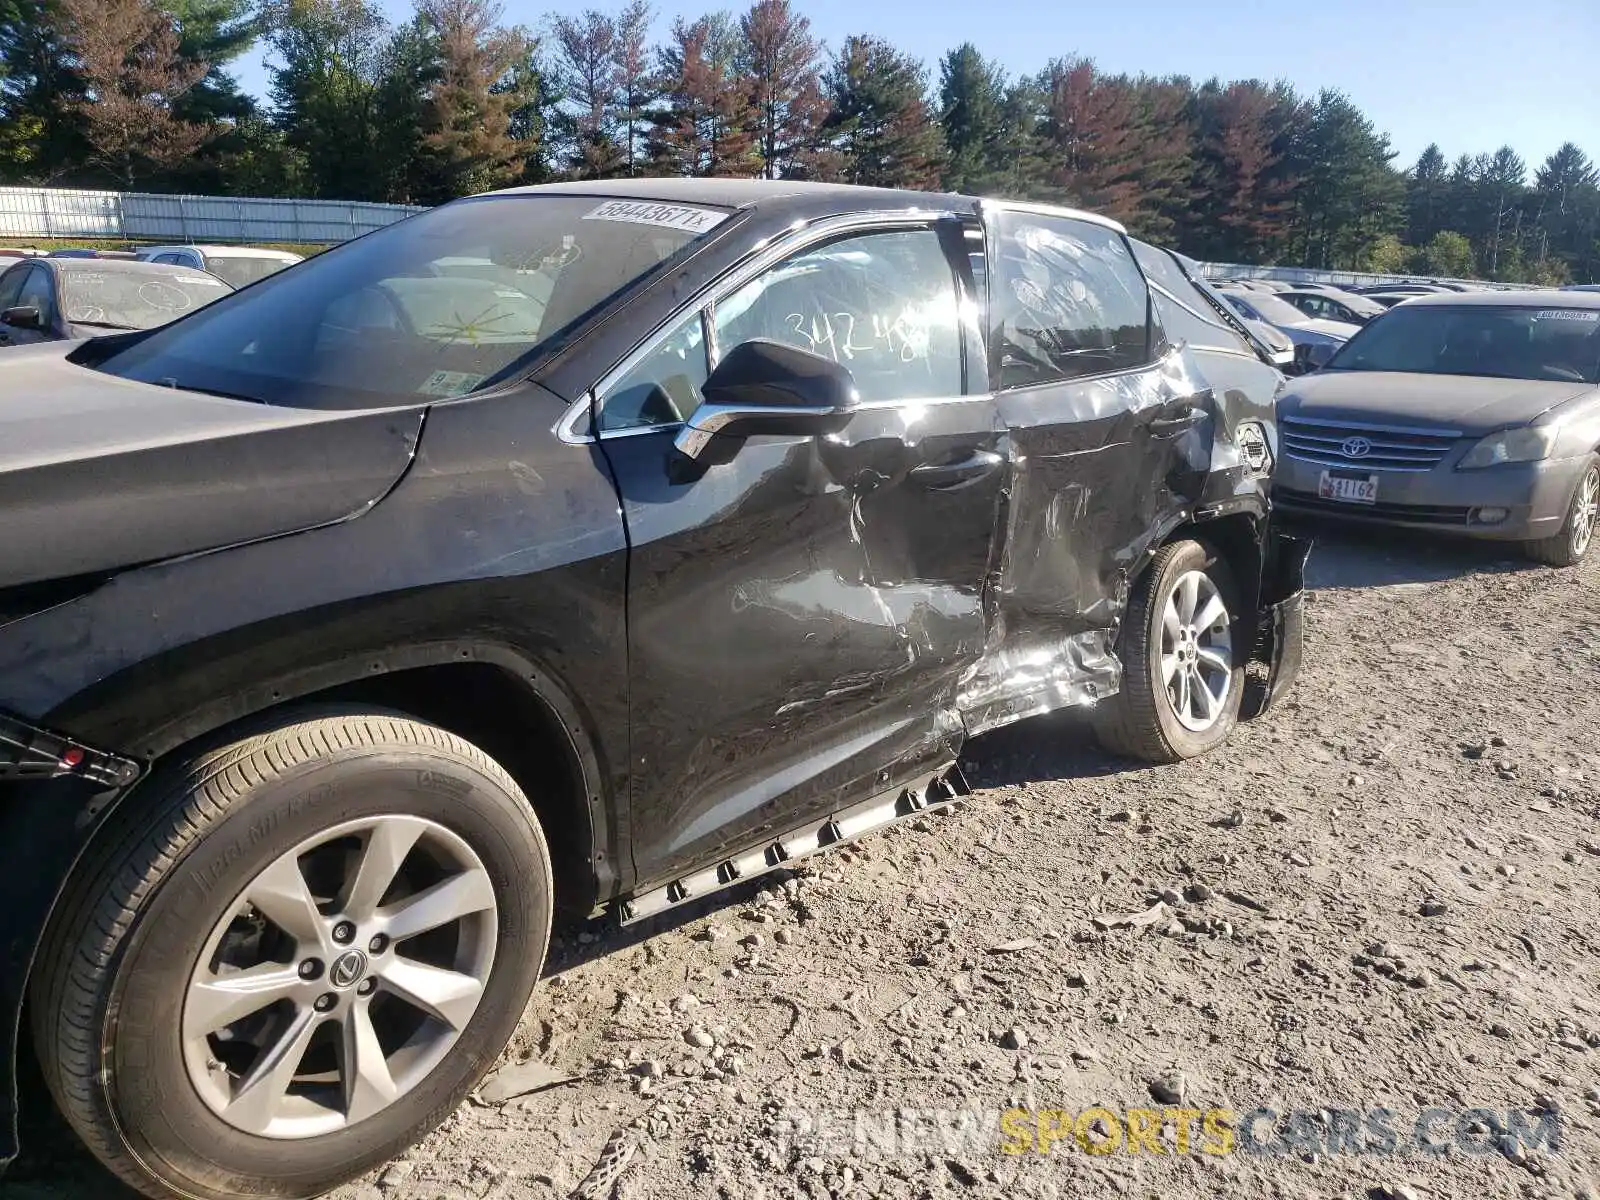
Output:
0,343,424,588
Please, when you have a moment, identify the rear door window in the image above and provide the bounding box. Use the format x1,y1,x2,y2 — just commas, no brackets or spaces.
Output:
990,211,1151,389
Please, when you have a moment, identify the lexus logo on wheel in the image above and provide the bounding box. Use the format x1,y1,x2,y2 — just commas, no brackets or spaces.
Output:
330,949,368,989
1341,436,1372,459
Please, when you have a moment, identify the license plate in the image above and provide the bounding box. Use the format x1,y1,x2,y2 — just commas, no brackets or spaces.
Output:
1318,470,1378,505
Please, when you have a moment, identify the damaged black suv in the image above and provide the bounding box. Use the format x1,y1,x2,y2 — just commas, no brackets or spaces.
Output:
0,180,1306,1199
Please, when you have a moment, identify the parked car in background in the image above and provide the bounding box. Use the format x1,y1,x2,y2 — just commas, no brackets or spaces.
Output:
0,179,1309,1200
1274,291,1600,565
1278,288,1387,326
1563,284,1600,294
1217,287,1360,369
0,256,232,347
46,248,138,260
1132,240,1297,382
1358,291,1427,309
134,243,302,289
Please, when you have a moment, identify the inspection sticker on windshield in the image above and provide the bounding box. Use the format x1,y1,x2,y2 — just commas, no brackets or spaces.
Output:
419,370,487,397
582,200,727,234
1535,309,1599,321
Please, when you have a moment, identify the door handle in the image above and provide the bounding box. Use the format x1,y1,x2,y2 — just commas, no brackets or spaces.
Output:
909,449,1004,491
1150,405,1205,434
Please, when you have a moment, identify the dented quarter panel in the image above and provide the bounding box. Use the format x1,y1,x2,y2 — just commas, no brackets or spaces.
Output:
959,348,1218,735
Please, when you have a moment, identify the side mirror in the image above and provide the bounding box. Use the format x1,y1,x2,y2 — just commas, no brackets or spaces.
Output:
673,338,859,462
1269,348,1297,369
1,305,43,331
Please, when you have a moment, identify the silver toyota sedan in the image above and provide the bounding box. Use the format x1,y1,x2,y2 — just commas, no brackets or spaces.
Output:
1274,291,1600,565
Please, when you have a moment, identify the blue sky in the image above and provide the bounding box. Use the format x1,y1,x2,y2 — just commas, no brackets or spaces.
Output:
233,0,1600,172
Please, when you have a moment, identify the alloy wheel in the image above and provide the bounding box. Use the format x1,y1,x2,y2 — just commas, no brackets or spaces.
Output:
1572,466,1599,560
1159,569,1234,733
181,815,497,1139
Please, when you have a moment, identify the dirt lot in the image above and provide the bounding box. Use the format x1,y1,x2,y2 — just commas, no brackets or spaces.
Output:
6,520,1599,1200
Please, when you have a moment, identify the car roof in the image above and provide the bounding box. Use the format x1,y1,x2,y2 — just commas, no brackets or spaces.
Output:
1398,289,1600,310
483,178,1127,234
50,257,231,284
143,244,301,260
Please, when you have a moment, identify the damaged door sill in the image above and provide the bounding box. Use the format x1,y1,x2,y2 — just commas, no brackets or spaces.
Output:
617,763,971,925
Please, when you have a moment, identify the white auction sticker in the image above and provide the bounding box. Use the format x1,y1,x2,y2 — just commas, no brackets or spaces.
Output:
419,370,487,396
1535,309,1599,321
582,200,728,234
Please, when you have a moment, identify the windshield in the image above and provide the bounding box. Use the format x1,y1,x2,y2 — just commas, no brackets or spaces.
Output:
61,266,232,331
1326,305,1600,384
90,195,730,408
204,255,298,289
1223,291,1307,326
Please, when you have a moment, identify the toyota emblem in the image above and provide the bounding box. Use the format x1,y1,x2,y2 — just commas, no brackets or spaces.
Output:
1341,436,1372,459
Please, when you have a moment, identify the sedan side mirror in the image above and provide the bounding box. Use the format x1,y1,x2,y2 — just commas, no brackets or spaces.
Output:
673,338,859,463
1,305,43,331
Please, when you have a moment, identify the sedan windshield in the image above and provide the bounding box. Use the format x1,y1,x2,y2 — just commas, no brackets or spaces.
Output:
1222,291,1307,327
60,265,232,331
88,195,730,408
203,255,297,289
1325,305,1600,384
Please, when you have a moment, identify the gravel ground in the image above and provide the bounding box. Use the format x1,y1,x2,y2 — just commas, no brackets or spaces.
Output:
5,520,1599,1200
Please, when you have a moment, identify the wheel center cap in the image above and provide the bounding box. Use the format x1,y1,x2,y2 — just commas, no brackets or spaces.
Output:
330,949,368,990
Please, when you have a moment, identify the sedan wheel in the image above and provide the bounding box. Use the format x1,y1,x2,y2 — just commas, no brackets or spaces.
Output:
1525,455,1600,567
31,711,551,1200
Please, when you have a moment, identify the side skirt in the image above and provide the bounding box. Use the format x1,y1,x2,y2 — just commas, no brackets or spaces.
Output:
617,763,971,925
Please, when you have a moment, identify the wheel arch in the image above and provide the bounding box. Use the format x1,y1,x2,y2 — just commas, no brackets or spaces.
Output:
49,641,615,918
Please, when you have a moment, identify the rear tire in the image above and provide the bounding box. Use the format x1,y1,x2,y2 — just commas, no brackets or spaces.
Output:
1093,538,1245,763
1523,455,1599,567
30,710,552,1200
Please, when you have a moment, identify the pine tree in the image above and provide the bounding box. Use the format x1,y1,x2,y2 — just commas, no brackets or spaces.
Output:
937,42,1006,194
56,0,214,187
163,0,257,123
1532,143,1600,283
612,0,653,175
549,8,622,178
415,0,529,202
265,0,427,202
649,13,757,178
1406,143,1448,246
1186,79,1288,262
1,0,88,181
820,35,943,190
738,0,823,180
1033,58,1142,221
1281,90,1403,269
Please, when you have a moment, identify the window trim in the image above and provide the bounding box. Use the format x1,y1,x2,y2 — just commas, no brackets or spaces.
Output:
983,208,1159,393
557,208,964,444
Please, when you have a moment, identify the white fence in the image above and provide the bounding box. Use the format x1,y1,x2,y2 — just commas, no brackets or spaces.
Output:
0,187,424,245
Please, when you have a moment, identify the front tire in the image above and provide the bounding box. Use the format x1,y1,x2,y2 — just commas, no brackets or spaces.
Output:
1093,538,1245,763
1524,455,1599,567
31,710,552,1200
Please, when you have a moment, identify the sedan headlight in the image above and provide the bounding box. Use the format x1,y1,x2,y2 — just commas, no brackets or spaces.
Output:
1458,425,1559,470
